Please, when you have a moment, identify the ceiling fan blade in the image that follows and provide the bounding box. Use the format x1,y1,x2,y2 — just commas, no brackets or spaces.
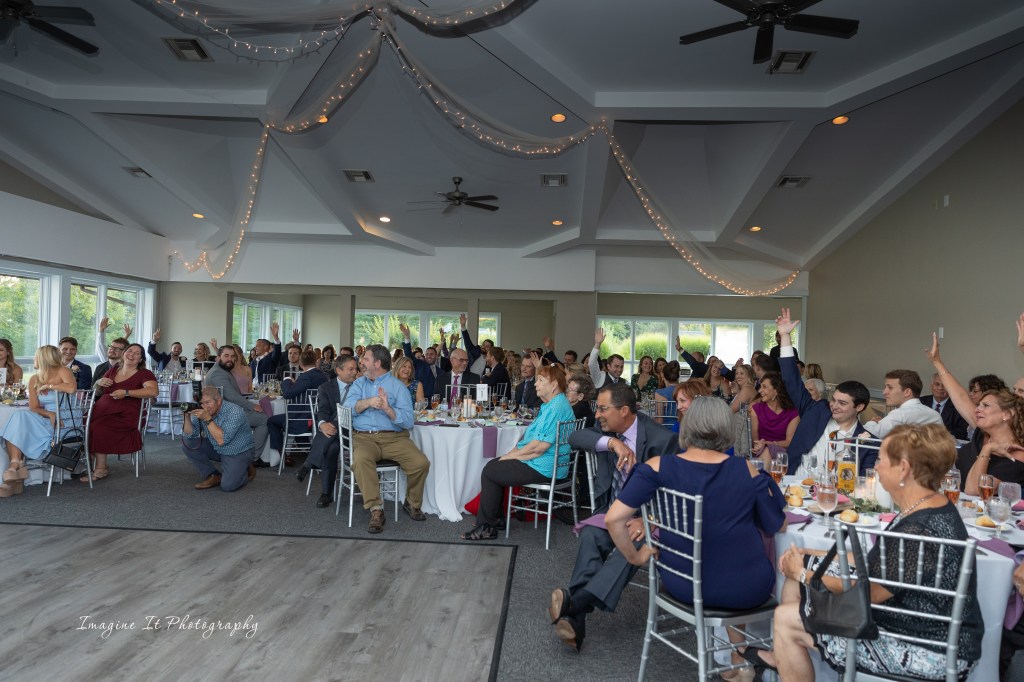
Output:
407,200,447,204
32,6,95,25
441,203,457,215
26,17,98,54
752,23,774,63
711,0,758,14
783,14,859,39
0,19,15,43
680,20,750,45
789,0,826,12
464,201,499,212
463,195,498,202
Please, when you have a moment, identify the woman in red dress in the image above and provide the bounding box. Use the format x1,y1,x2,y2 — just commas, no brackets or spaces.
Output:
87,343,158,480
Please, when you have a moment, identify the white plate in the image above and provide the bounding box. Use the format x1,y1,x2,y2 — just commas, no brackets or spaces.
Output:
844,515,880,527
965,518,1011,532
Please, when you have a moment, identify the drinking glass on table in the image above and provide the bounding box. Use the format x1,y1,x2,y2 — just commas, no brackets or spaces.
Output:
987,497,1012,539
999,482,1022,508
431,394,441,410
770,453,787,485
941,473,961,505
978,474,996,502
864,467,877,498
817,478,839,528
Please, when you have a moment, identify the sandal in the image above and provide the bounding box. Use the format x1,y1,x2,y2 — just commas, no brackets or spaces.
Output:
460,524,497,541
739,646,777,672
0,480,24,497
3,460,28,483
81,468,109,482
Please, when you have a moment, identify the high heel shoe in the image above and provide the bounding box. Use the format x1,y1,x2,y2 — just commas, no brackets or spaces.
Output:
720,666,755,682
0,480,24,497
3,460,28,483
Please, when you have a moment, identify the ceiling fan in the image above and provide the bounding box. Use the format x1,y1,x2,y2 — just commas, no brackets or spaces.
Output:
0,0,98,55
679,0,858,64
409,176,499,215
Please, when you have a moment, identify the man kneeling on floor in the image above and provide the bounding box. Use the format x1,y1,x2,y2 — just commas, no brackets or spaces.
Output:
182,386,257,491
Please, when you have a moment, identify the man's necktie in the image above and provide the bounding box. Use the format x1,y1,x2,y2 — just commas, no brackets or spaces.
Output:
340,383,351,406
451,374,460,403
934,401,942,413
611,433,628,498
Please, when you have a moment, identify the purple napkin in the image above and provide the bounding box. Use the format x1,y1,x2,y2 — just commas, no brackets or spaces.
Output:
415,420,445,426
573,513,607,535
481,425,498,459
786,511,813,527
259,396,274,417
170,383,179,402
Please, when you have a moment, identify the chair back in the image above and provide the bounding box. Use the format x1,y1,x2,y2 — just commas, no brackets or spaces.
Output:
651,398,678,427
835,522,978,682
337,404,354,465
491,382,509,398
155,380,175,407
552,417,586,481
137,398,152,436
641,488,704,614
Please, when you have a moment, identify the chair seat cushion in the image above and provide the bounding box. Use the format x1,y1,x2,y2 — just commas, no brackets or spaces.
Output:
659,593,778,620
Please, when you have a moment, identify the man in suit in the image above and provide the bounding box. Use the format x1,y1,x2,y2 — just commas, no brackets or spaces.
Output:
275,344,302,380
460,313,493,376
58,336,92,390
435,348,480,406
920,372,970,441
587,328,627,390
249,322,283,384
776,308,873,474
92,336,128,386
147,328,189,372
514,355,541,409
298,355,358,508
204,345,269,454
265,349,329,468
549,382,677,651
480,346,510,399
400,324,450,399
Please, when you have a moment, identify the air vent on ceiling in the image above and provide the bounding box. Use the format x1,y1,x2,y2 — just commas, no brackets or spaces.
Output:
124,167,151,179
777,175,811,189
540,174,567,187
343,170,375,183
768,51,814,74
164,38,212,62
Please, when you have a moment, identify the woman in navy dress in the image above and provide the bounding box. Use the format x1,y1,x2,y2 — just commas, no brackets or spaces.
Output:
607,395,785,679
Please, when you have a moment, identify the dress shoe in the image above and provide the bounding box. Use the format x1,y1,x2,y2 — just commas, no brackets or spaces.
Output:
285,456,295,467
296,465,310,483
367,508,386,534
549,588,571,624
194,473,222,490
554,616,585,652
252,459,271,468
247,463,257,482
402,501,426,521
316,494,333,508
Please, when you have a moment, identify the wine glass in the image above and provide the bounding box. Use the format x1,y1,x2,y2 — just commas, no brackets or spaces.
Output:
493,402,504,420
804,453,819,478
998,482,1022,508
816,476,838,527
941,473,961,505
431,394,441,410
770,454,787,486
978,474,996,502
987,497,1012,539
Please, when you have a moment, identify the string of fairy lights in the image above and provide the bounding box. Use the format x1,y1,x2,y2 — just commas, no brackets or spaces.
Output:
165,0,800,294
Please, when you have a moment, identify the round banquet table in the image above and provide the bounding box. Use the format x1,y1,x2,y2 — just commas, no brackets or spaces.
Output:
406,421,527,522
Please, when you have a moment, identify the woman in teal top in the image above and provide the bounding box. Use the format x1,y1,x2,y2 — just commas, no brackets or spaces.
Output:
461,361,575,540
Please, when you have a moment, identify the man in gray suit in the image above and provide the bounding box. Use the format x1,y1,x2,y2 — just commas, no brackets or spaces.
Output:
549,382,677,651
204,345,269,453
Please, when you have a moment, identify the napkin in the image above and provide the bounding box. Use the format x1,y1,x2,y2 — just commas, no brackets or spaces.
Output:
258,396,274,417
1013,500,1024,512
880,512,897,523
415,420,445,426
480,425,499,459
786,511,813,526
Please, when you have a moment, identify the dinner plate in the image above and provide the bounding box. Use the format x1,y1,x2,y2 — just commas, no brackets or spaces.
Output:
964,518,1011,532
806,501,854,515
843,515,880,527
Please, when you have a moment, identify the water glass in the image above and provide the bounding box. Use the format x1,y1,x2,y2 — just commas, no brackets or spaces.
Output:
817,480,839,527
999,482,1022,507
987,497,1012,539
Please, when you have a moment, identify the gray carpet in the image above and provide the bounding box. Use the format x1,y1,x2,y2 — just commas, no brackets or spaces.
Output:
2,437,699,681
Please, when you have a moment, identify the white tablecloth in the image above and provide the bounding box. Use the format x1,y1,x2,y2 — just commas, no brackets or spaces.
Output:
408,422,527,522
776,477,1014,682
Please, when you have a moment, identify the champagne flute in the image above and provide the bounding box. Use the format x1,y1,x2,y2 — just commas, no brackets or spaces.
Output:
817,478,838,528
941,474,960,505
978,474,996,502
987,497,1012,539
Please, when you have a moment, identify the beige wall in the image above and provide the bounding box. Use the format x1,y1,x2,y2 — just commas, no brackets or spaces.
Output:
807,98,1024,389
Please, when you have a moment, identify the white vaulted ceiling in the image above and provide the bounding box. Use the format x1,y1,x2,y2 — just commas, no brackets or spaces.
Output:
0,0,1022,286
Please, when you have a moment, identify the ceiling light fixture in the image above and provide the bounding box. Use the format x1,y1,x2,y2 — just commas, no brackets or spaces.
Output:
832,115,850,125
192,212,205,219
379,216,391,223
317,114,329,123
551,220,563,226
550,113,567,123
749,225,762,232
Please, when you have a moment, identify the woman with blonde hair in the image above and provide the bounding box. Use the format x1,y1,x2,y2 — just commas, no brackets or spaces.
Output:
231,344,253,393
0,345,76,495
392,355,425,404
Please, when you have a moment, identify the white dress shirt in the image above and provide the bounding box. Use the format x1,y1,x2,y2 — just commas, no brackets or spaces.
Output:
862,398,944,439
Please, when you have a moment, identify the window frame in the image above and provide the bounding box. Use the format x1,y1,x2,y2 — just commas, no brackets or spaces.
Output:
353,309,501,349
232,297,303,352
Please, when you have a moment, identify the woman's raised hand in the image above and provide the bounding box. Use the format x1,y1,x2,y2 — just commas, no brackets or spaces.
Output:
924,332,941,364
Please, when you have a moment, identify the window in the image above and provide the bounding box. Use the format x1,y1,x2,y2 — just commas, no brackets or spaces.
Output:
478,315,499,347
232,298,302,351
69,283,98,354
597,318,670,377
0,273,41,357
354,310,501,349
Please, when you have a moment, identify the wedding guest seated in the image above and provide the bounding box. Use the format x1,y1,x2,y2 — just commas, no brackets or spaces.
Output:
58,336,91,390
181,387,257,492
962,389,1024,495
771,424,982,681
460,313,493,376
566,373,596,427
729,363,758,414
401,324,449,399
298,355,358,508
653,361,681,423
265,349,329,467
231,344,253,393
804,378,826,402
275,344,302,379
514,355,541,409
87,343,158,481
631,355,658,396
147,329,188,372
564,349,578,364
249,323,282,382
667,379,712,433
319,345,337,374
588,329,626,389
460,363,574,541
436,348,480,406
92,336,127,385
805,363,824,382
920,372,969,441
192,342,215,371
863,369,943,439
0,338,24,385
705,356,732,399
753,353,778,381
751,371,800,466
480,346,510,398
392,356,425,404
0,345,76,496
675,336,708,379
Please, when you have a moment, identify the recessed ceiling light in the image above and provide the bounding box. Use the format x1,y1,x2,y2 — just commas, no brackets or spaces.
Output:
550,113,567,123
831,115,849,125
551,220,563,226
317,114,328,123
192,212,205,219
749,225,762,232
379,216,391,223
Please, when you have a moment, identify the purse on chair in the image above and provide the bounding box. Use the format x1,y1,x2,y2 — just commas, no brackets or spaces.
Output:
804,523,879,640
42,393,86,472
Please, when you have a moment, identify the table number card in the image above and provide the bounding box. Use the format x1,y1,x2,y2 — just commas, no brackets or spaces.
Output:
475,384,489,403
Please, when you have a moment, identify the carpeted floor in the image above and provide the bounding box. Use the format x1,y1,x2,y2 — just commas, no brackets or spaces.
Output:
1,437,697,681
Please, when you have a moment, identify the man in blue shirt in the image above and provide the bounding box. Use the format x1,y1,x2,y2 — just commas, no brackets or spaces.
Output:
343,344,430,533
182,386,257,492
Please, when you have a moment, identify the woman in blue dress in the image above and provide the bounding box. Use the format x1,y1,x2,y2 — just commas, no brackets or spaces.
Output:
607,395,786,680
392,356,424,404
0,345,77,497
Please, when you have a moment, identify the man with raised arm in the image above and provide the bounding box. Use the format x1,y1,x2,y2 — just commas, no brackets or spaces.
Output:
249,322,283,384
400,323,450,400
587,328,626,390
775,308,874,474
460,313,492,376
147,328,188,372
675,336,709,379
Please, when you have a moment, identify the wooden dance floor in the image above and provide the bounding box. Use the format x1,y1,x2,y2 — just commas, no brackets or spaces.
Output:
0,524,514,681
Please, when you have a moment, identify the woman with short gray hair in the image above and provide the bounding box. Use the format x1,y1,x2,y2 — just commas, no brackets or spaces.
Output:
605,395,786,677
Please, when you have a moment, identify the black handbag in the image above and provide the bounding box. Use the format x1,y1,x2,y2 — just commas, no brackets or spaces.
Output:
42,392,86,472
804,523,879,640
